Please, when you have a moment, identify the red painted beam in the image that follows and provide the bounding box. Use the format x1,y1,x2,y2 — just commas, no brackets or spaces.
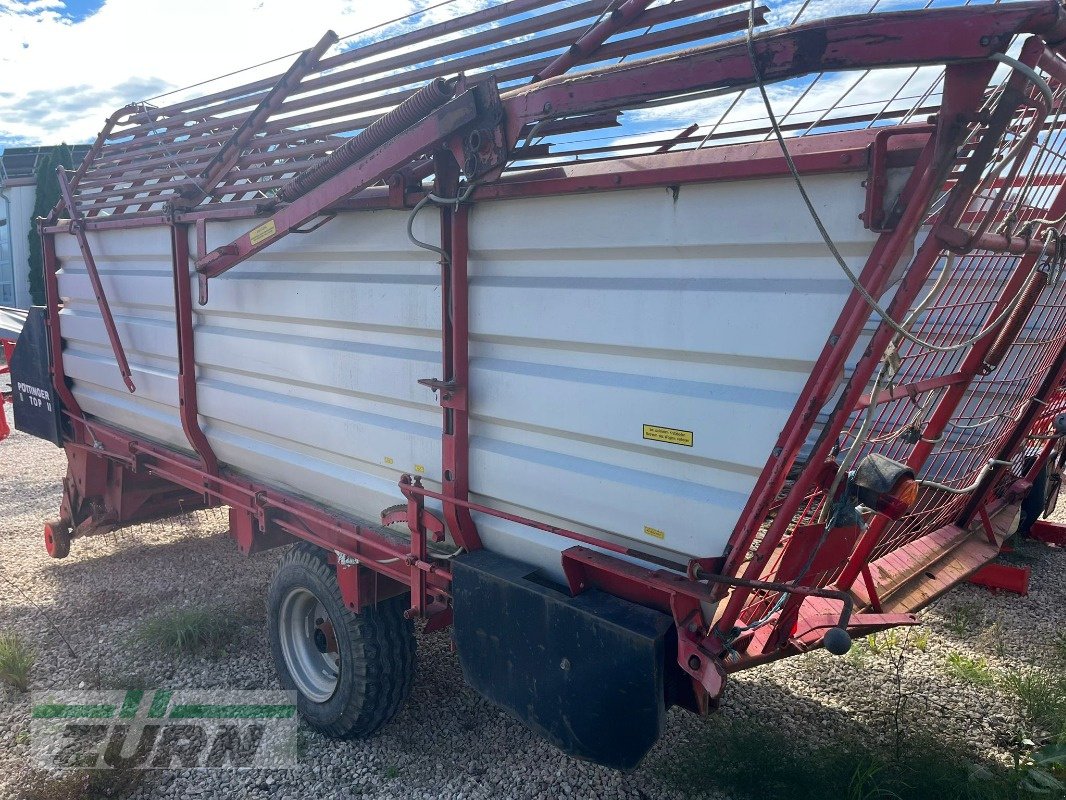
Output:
174,29,339,210
503,3,1066,126
1030,519,1066,546
967,562,1031,595
195,89,480,280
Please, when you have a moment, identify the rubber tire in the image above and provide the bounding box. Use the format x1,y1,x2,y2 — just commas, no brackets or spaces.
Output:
44,521,71,559
267,543,415,738
1018,463,1049,538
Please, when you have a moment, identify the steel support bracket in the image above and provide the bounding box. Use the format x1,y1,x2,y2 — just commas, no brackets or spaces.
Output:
862,124,936,231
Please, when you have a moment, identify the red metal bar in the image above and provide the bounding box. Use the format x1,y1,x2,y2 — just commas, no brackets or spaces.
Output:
432,156,482,551
712,61,999,642
51,102,141,219
1030,519,1066,544
195,89,481,280
99,0,578,144
831,44,1052,593
534,0,657,81
64,413,452,602
174,30,338,210
502,3,1066,130
279,76,457,203
169,223,219,479
834,247,1047,592
54,168,136,393
966,561,1030,595
939,227,1059,255
41,127,931,235
401,480,633,555
84,0,738,182
856,370,970,410
959,341,1066,523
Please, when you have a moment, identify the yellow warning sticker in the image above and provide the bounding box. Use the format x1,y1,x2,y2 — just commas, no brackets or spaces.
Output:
249,219,277,246
643,525,665,540
643,424,693,447
383,456,394,465
414,464,426,474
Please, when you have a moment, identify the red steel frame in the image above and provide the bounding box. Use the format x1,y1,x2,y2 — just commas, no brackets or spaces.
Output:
0,338,13,442
26,2,1066,710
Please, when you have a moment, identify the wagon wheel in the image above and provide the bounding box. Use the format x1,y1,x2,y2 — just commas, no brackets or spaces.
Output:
43,520,71,559
267,543,415,737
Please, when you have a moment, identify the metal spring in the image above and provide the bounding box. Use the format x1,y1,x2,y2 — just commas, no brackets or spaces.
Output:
980,268,1048,375
278,77,457,203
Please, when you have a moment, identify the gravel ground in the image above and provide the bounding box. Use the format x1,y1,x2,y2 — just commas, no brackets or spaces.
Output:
0,402,1063,799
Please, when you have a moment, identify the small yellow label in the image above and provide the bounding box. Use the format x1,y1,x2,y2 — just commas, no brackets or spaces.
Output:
643,424,693,447
414,464,426,473
384,456,394,465
643,525,665,540
249,219,277,247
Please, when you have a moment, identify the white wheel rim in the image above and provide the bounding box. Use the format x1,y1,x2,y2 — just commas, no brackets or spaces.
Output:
278,587,340,702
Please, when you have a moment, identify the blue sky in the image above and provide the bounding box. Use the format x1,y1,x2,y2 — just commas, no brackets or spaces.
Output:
56,0,103,21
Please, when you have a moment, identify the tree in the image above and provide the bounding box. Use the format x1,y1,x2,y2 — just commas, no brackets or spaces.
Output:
27,143,74,306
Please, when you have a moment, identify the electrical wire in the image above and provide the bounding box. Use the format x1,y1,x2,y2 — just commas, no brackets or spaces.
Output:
916,459,1013,494
0,570,78,659
406,182,480,262
742,2,1050,356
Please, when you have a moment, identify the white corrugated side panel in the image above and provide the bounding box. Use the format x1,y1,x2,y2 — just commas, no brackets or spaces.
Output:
465,177,900,569
56,171,899,577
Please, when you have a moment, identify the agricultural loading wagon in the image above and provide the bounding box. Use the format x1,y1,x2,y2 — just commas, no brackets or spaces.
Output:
9,0,1066,770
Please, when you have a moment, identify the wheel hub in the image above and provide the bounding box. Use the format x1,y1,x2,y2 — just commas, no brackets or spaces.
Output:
278,588,341,703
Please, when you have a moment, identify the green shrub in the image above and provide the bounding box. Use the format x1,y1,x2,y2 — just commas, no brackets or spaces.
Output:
945,652,995,687
0,631,34,691
136,607,234,657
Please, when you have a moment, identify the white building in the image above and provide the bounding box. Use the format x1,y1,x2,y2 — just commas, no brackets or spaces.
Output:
0,146,90,309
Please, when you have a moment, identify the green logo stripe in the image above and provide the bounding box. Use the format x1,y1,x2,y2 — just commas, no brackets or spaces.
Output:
148,690,173,719
119,690,144,719
168,704,296,719
32,703,116,719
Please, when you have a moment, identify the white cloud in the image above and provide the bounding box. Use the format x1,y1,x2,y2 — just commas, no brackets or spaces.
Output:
0,0,487,145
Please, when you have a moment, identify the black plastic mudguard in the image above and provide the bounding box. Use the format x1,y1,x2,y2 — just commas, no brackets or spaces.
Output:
452,549,673,770
10,306,63,446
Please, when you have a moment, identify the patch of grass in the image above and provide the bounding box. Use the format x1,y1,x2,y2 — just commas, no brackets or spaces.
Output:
657,719,1049,800
913,628,931,653
845,641,871,669
979,619,1008,658
1000,669,1066,739
945,652,996,687
865,629,901,655
0,631,35,691
136,607,234,657
383,765,400,780
944,601,984,636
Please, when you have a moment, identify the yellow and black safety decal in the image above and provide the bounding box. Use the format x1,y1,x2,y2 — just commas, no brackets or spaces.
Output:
642,424,693,447
643,525,665,540
249,219,277,247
